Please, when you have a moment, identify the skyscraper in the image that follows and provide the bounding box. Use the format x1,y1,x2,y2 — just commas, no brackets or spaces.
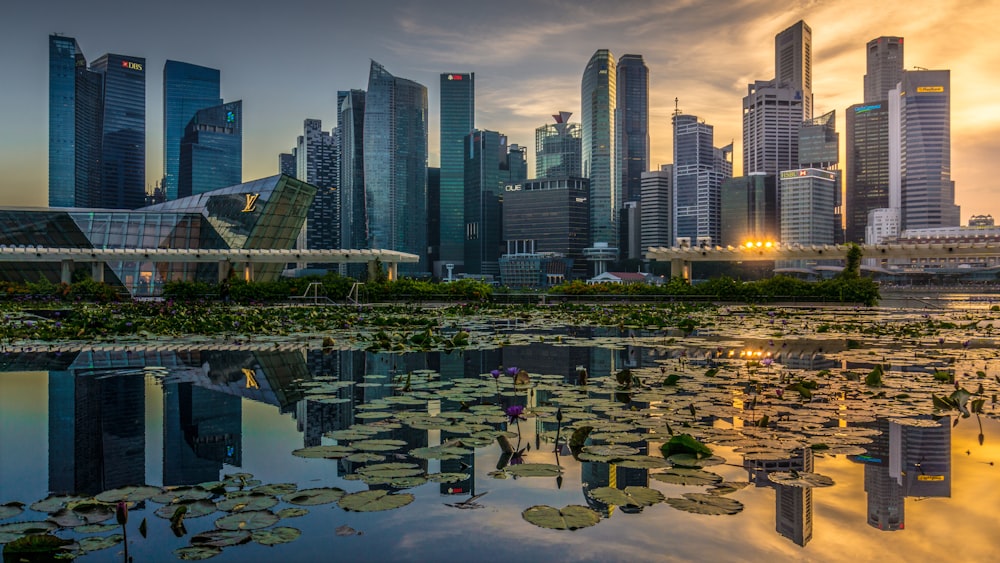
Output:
640,166,673,250
616,54,649,203
48,35,146,209
438,73,474,277
163,61,221,201
295,119,339,251
864,37,904,104
673,113,732,246
582,49,617,248
775,20,813,120
364,61,428,274
278,153,296,177
464,130,509,276
535,112,582,178
720,173,778,247
338,89,366,253
178,101,242,198
891,70,959,230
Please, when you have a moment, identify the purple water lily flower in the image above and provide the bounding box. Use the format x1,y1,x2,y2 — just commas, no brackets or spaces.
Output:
505,366,518,377
505,404,524,422
762,357,774,367
490,369,502,379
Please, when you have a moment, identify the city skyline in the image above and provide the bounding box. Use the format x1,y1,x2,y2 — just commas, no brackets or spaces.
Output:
5,0,1000,222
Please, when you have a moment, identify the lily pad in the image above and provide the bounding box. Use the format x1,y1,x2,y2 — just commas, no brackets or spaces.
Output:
47,508,87,528
345,453,386,463
214,510,279,531
75,523,119,534
175,546,223,560
30,495,86,514
79,533,123,552
667,454,727,468
767,471,836,488
506,463,564,478
283,488,346,506
351,439,408,452
291,445,356,459
152,486,213,504
666,493,744,515
338,490,415,512
252,526,301,546
426,473,471,484
94,485,162,503
192,529,252,547
215,493,278,512
588,486,665,507
614,455,671,470
581,444,640,457
521,505,601,530
0,502,24,520
0,521,59,535
276,508,309,519
652,468,724,486
155,500,217,519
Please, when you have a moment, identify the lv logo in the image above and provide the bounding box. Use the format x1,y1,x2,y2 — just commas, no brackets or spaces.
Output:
242,193,260,213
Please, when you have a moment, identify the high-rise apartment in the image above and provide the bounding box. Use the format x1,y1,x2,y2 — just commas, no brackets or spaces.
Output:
49,35,146,209
535,112,581,178
178,101,242,198
616,54,649,203
295,119,339,251
582,49,618,248
364,61,428,274
163,61,221,201
674,114,732,246
438,73,474,277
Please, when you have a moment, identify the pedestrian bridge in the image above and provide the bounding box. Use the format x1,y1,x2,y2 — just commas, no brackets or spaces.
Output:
645,242,1000,280
0,246,420,283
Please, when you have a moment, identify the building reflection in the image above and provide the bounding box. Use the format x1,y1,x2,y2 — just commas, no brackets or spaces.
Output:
744,448,814,547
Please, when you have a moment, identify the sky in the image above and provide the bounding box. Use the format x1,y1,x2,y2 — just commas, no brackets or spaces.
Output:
2,0,999,221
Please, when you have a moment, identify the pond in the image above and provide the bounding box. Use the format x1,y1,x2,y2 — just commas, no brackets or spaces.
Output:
0,304,999,562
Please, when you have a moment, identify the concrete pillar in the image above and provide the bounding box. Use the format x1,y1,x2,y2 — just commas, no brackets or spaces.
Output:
387,262,397,281
670,259,691,281
243,262,254,282
91,262,104,283
368,260,379,281
218,261,230,283
60,260,73,284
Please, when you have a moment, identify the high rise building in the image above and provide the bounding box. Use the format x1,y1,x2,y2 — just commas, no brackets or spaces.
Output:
502,177,590,280
535,112,582,178
49,35,146,209
178,101,242,198
891,70,959,230
779,168,838,247
464,130,510,276
438,73,474,277
720,173,778,247
640,166,673,250
799,110,838,169
673,113,732,246
775,20,813,120
582,49,618,248
163,61,221,201
364,61,428,275
338,90,366,253
865,37,904,104
508,144,528,185
294,119,339,251
846,103,891,243
278,153,296,177
616,54,649,203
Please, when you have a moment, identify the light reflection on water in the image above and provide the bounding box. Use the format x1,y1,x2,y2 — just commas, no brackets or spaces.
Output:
0,340,997,562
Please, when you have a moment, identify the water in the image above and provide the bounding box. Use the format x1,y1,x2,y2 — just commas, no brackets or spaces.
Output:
1,317,998,562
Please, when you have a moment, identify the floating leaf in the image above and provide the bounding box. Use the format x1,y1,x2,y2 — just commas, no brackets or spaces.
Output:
614,456,671,470
214,510,279,531
345,453,386,463
192,529,252,547
152,486,213,504
215,493,278,512
78,534,123,552
338,490,415,512
351,439,408,452
666,493,743,515
588,486,664,507
506,463,564,477
521,505,601,530
427,473,472,484
652,468,724,486
291,445,355,459
276,508,309,519
68,502,115,524
580,444,640,458
47,508,87,528
174,546,222,560
0,521,59,535
76,523,119,534
153,500,217,520
94,485,162,503
283,488,346,506
251,527,301,546
30,495,86,514
660,434,712,458
767,471,835,488
335,525,359,537
0,502,24,520
667,454,726,468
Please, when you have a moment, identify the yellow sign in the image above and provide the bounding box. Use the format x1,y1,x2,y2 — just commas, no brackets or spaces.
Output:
242,193,260,213
916,86,944,93
242,368,259,389
917,474,945,481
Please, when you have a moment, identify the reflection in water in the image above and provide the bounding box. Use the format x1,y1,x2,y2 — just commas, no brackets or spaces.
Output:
745,448,814,546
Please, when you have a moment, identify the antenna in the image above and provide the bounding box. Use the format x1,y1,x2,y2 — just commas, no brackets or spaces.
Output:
673,97,681,116
912,65,929,71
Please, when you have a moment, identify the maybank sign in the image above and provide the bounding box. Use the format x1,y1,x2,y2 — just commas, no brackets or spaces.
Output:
121,60,143,72
916,86,944,93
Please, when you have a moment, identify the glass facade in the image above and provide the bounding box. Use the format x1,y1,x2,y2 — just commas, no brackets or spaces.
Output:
720,174,778,247
673,114,730,246
338,90,366,254
535,113,581,179
779,168,838,246
294,119,339,251
846,103,890,243
89,53,146,210
364,61,428,275
502,177,590,279
179,100,242,198
464,131,507,276
582,50,617,247
439,73,474,271
48,35,83,208
616,54,649,203
163,61,222,201
0,175,314,296
640,167,672,249
798,110,838,169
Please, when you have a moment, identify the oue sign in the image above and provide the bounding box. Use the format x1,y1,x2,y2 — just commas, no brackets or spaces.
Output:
505,185,522,192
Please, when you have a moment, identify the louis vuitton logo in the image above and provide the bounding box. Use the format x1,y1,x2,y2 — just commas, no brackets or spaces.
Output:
242,193,260,213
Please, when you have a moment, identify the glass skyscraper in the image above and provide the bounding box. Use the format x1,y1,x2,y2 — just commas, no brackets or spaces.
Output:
864,37,904,104
535,111,581,178
163,61,222,201
582,49,617,248
338,90,366,254
295,119,339,251
178,101,242,198
673,114,732,246
49,35,145,210
439,73,474,276
464,130,508,276
616,54,649,203
364,61,428,275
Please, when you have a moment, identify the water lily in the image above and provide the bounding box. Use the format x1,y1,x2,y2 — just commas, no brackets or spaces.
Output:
505,366,518,377
116,501,128,525
490,369,501,379
505,405,525,423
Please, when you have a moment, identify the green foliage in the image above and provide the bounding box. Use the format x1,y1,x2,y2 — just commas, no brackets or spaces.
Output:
660,434,713,458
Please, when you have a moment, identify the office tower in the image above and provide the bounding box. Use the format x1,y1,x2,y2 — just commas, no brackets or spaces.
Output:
163,382,241,486
743,21,813,176
178,101,242,198
640,166,673,249
865,37,904,103
49,35,146,209
338,89,366,253
673,113,732,246
846,103,890,242
503,177,590,279
163,61,222,201
721,174,778,247
279,153,296,177
775,20,813,120
464,130,509,276
890,70,959,230
535,112,582,178
364,61,428,274
508,144,528,185
779,168,838,247
616,54,649,203
582,49,618,248
295,119,339,251
438,73,474,277
619,201,641,260
799,110,838,169
426,167,441,272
